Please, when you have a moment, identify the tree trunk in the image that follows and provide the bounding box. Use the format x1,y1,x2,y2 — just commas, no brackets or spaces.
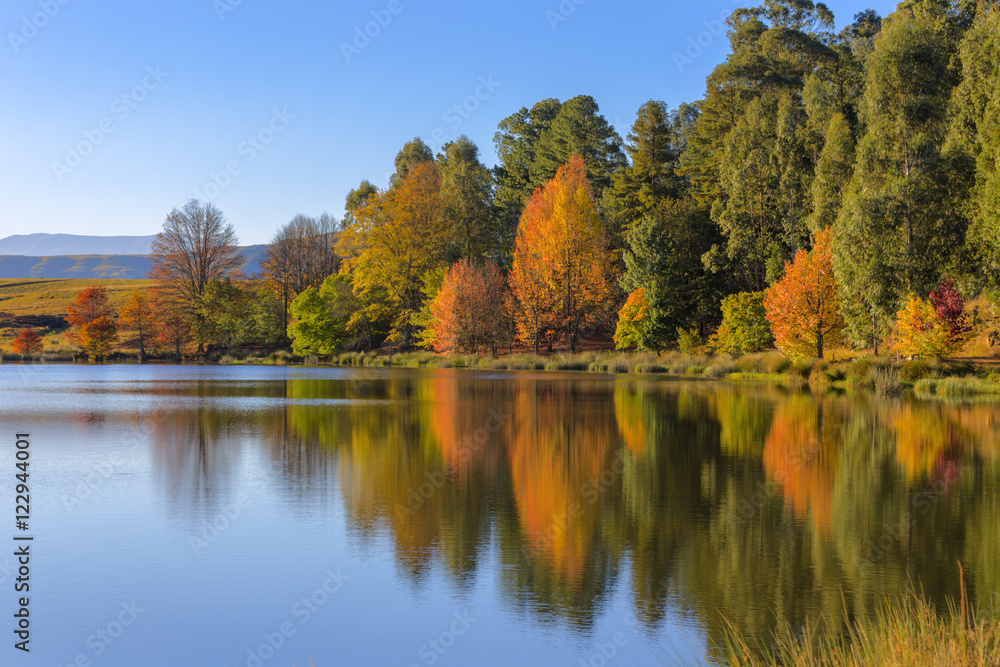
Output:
872,313,879,356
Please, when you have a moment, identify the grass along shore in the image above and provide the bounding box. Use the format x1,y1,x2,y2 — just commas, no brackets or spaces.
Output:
721,572,1000,667
326,349,1000,397
6,347,996,398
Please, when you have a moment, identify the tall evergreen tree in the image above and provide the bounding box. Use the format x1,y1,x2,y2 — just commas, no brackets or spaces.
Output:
493,98,562,223
390,138,434,188
678,0,838,205
713,96,784,291
530,95,626,198
437,136,497,262
834,8,969,348
806,112,855,232
621,199,719,346
947,5,1000,298
602,100,691,244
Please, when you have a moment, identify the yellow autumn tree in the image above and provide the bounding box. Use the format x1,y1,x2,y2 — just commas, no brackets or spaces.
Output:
894,294,949,358
613,288,651,350
339,161,450,347
510,155,616,353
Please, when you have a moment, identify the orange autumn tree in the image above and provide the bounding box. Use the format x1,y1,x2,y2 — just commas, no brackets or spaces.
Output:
764,228,844,359
510,155,616,353
510,187,555,353
12,329,44,354
426,259,512,354
78,316,118,361
118,290,156,362
65,286,113,344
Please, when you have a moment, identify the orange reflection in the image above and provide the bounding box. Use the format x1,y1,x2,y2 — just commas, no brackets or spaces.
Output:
762,396,839,533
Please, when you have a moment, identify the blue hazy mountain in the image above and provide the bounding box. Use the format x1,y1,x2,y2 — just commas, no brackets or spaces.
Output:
0,235,268,279
0,233,158,256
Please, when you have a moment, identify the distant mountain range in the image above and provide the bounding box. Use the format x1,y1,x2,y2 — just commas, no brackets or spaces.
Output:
0,234,268,280
0,233,158,256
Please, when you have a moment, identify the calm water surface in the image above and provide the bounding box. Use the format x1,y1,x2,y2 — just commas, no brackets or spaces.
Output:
1,365,998,666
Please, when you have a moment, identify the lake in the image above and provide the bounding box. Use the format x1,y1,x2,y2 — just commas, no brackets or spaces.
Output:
1,365,997,666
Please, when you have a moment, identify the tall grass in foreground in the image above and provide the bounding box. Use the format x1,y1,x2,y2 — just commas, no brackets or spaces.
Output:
722,573,1000,667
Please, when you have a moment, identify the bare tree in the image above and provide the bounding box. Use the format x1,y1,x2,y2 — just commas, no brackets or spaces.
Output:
262,213,340,328
149,199,242,352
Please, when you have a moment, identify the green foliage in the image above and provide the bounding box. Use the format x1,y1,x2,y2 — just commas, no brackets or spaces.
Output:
620,200,718,348
438,136,499,262
676,326,702,352
602,100,691,244
198,278,257,351
835,9,971,349
900,358,931,383
714,96,786,291
286,275,352,356
493,98,562,225
711,291,774,354
807,113,855,232
251,285,287,349
390,137,434,187
948,8,1000,300
530,95,626,198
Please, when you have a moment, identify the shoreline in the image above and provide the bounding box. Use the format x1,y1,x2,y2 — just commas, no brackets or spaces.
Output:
4,349,1000,397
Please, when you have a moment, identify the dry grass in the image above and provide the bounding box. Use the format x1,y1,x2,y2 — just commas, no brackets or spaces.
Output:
0,278,153,316
723,568,1000,667
0,278,153,352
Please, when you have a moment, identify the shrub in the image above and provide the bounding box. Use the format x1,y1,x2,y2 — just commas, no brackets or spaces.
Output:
676,326,702,352
710,292,774,355
704,359,736,378
764,352,791,374
899,358,930,383
847,357,875,386
824,365,847,382
614,288,655,351
789,358,815,378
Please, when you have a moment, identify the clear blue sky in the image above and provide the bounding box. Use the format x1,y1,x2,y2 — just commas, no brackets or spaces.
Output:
1,0,896,246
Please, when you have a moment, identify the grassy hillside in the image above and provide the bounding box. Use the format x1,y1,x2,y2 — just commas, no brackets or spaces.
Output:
0,278,153,351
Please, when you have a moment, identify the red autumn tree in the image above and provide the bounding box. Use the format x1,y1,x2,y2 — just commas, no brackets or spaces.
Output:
764,228,844,359
65,286,113,344
427,259,512,354
929,275,972,352
12,329,44,354
78,316,118,361
510,155,616,353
